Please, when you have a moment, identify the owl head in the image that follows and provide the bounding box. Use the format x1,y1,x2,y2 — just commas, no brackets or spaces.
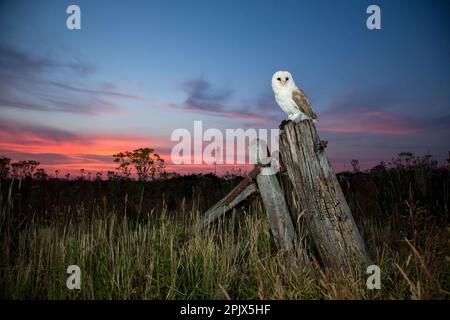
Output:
272,70,295,92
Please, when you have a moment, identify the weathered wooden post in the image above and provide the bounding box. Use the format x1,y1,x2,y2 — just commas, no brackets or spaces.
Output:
249,139,310,267
279,120,370,269
203,138,310,268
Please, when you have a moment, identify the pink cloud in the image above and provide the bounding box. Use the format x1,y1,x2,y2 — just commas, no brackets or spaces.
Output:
318,109,420,135
181,105,276,122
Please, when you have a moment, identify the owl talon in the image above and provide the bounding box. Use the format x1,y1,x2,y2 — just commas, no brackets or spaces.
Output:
279,120,291,130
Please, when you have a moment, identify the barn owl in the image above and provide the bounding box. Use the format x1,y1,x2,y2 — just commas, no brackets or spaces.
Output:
271,70,318,124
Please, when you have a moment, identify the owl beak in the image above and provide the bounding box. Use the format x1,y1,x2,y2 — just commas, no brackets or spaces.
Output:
281,80,286,86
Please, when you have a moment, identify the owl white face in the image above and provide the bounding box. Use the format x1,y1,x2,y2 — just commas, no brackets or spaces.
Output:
271,70,295,93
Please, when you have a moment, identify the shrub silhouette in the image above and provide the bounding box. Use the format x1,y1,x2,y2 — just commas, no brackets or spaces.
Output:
113,147,165,181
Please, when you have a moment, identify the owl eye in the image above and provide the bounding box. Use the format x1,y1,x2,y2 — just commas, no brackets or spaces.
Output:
277,77,281,81
286,77,289,81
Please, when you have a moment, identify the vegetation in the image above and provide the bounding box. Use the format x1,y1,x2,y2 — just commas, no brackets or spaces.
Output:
0,152,449,299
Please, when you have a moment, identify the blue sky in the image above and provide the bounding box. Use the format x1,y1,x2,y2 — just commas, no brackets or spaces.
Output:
0,0,449,173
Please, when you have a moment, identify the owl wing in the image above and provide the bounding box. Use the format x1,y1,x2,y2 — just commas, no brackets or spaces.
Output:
291,86,317,120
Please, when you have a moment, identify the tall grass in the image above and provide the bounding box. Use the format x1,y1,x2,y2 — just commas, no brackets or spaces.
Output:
0,167,449,299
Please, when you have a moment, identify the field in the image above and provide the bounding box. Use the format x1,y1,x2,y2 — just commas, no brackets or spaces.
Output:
0,160,449,299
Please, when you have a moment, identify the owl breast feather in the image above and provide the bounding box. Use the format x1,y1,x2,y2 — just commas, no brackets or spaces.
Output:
276,93,299,115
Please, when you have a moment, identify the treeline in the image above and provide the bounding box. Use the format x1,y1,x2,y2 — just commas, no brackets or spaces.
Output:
349,152,449,173
0,151,449,181
0,147,180,181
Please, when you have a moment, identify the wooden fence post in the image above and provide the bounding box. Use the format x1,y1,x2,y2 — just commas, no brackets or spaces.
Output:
249,139,310,267
279,120,370,269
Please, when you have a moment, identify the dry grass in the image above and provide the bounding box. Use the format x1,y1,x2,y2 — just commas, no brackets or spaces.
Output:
0,167,449,299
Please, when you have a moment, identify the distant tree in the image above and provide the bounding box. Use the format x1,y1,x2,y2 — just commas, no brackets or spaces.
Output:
416,154,438,169
54,170,60,179
107,171,119,181
397,152,414,167
391,152,439,169
160,171,181,180
113,148,165,180
34,168,48,180
350,159,360,172
371,161,387,172
65,173,71,180
11,160,39,179
130,148,165,181
0,156,11,179
113,151,132,179
95,172,103,181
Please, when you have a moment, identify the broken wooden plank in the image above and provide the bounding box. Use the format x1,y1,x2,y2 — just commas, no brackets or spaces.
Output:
223,166,260,204
203,165,264,227
202,182,258,227
279,120,370,269
250,139,310,267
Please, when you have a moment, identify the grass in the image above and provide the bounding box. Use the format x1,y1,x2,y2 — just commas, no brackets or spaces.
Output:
0,165,449,299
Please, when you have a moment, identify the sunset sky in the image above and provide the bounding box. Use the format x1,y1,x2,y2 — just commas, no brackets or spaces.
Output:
0,0,449,175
